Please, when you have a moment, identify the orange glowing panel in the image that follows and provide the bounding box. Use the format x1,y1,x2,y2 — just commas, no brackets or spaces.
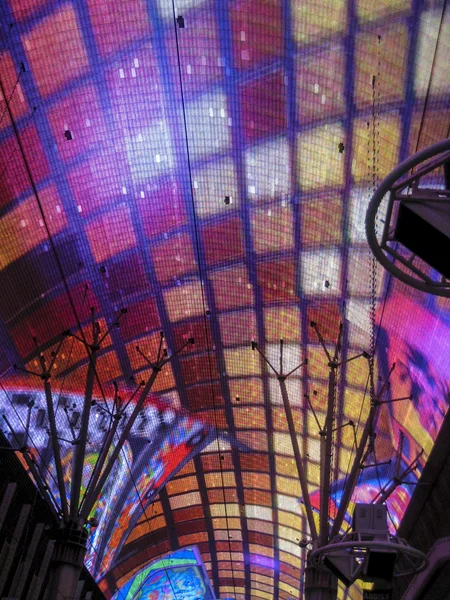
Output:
163,279,204,321
151,232,197,285
86,203,136,263
219,310,257,347
257,258,296,303
354,23,408,108
47,84,107,162
228,377,264,405
87,0,151,57
95,351,122,383
23,5,89,97
233,406,266,429
210,265,254,310
0,53,28,131
251,205,294,255
0,184,67,268
202,217,245,266
301,195,342,247
296,45,345,124
224,347,261,377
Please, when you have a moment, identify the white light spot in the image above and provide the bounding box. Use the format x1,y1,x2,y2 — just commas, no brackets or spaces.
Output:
220,108,226,118
20,219,26,228
86,118,91,127
240,30,246,41
119,68,125,78
249,185,256,194
134,58,139,68
155,154,161,163
131,68,136,78
314,83,319,94
56,205,61,213
140,191,145,198
77,205,82,213
321,94,326,104
122,186,127,194
186,64,192,74
209,107,214,117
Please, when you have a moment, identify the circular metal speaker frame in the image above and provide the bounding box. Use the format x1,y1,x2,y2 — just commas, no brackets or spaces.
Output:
309,530,428,582
366,138,450,297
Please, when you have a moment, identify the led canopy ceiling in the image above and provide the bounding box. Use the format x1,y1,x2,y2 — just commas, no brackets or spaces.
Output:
0,0,449,599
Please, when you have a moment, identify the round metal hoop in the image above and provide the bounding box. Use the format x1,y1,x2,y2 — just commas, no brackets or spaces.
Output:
310,531,428,581
365,138,450,297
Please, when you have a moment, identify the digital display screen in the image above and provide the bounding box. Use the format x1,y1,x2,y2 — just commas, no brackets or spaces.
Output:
0,0,449,599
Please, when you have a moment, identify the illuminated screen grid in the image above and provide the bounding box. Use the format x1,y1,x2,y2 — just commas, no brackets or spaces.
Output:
0,0,449,599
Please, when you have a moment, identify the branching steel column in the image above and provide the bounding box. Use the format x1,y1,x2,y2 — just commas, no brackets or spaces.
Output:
43,372,69,523
278,376,318,541
319,366,336,547
70,345,97,520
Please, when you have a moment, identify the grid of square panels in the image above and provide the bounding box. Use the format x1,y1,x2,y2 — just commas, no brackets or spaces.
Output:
0,0,449,599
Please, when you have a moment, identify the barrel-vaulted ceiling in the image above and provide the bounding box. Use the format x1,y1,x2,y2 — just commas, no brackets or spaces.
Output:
0,0,449,598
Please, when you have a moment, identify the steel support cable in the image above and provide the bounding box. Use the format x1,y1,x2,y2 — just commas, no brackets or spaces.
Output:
0,74,114,420
170,3,239,596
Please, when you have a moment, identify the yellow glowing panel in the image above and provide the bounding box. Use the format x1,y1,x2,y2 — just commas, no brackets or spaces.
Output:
352,113,401,183
264,306,300,342
0,185,67,268
276,476,301,497
278,509,300,529
86,204,136,262
344,387,370,422
210,503,240,518
360,0,406,19
224,347,261,377
169,491,201,510
251,585,274,599
193,157,239,217
354,23,408,107
346,358,370,389
251,205,294,255
274,433,295,456
205,471,236,488
279,550,301,569
292,0,346,44
307,461,321,486
275,456,297,477
279,581,299,596
307,345,332,379
298,123,345,190
163,280,204,321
